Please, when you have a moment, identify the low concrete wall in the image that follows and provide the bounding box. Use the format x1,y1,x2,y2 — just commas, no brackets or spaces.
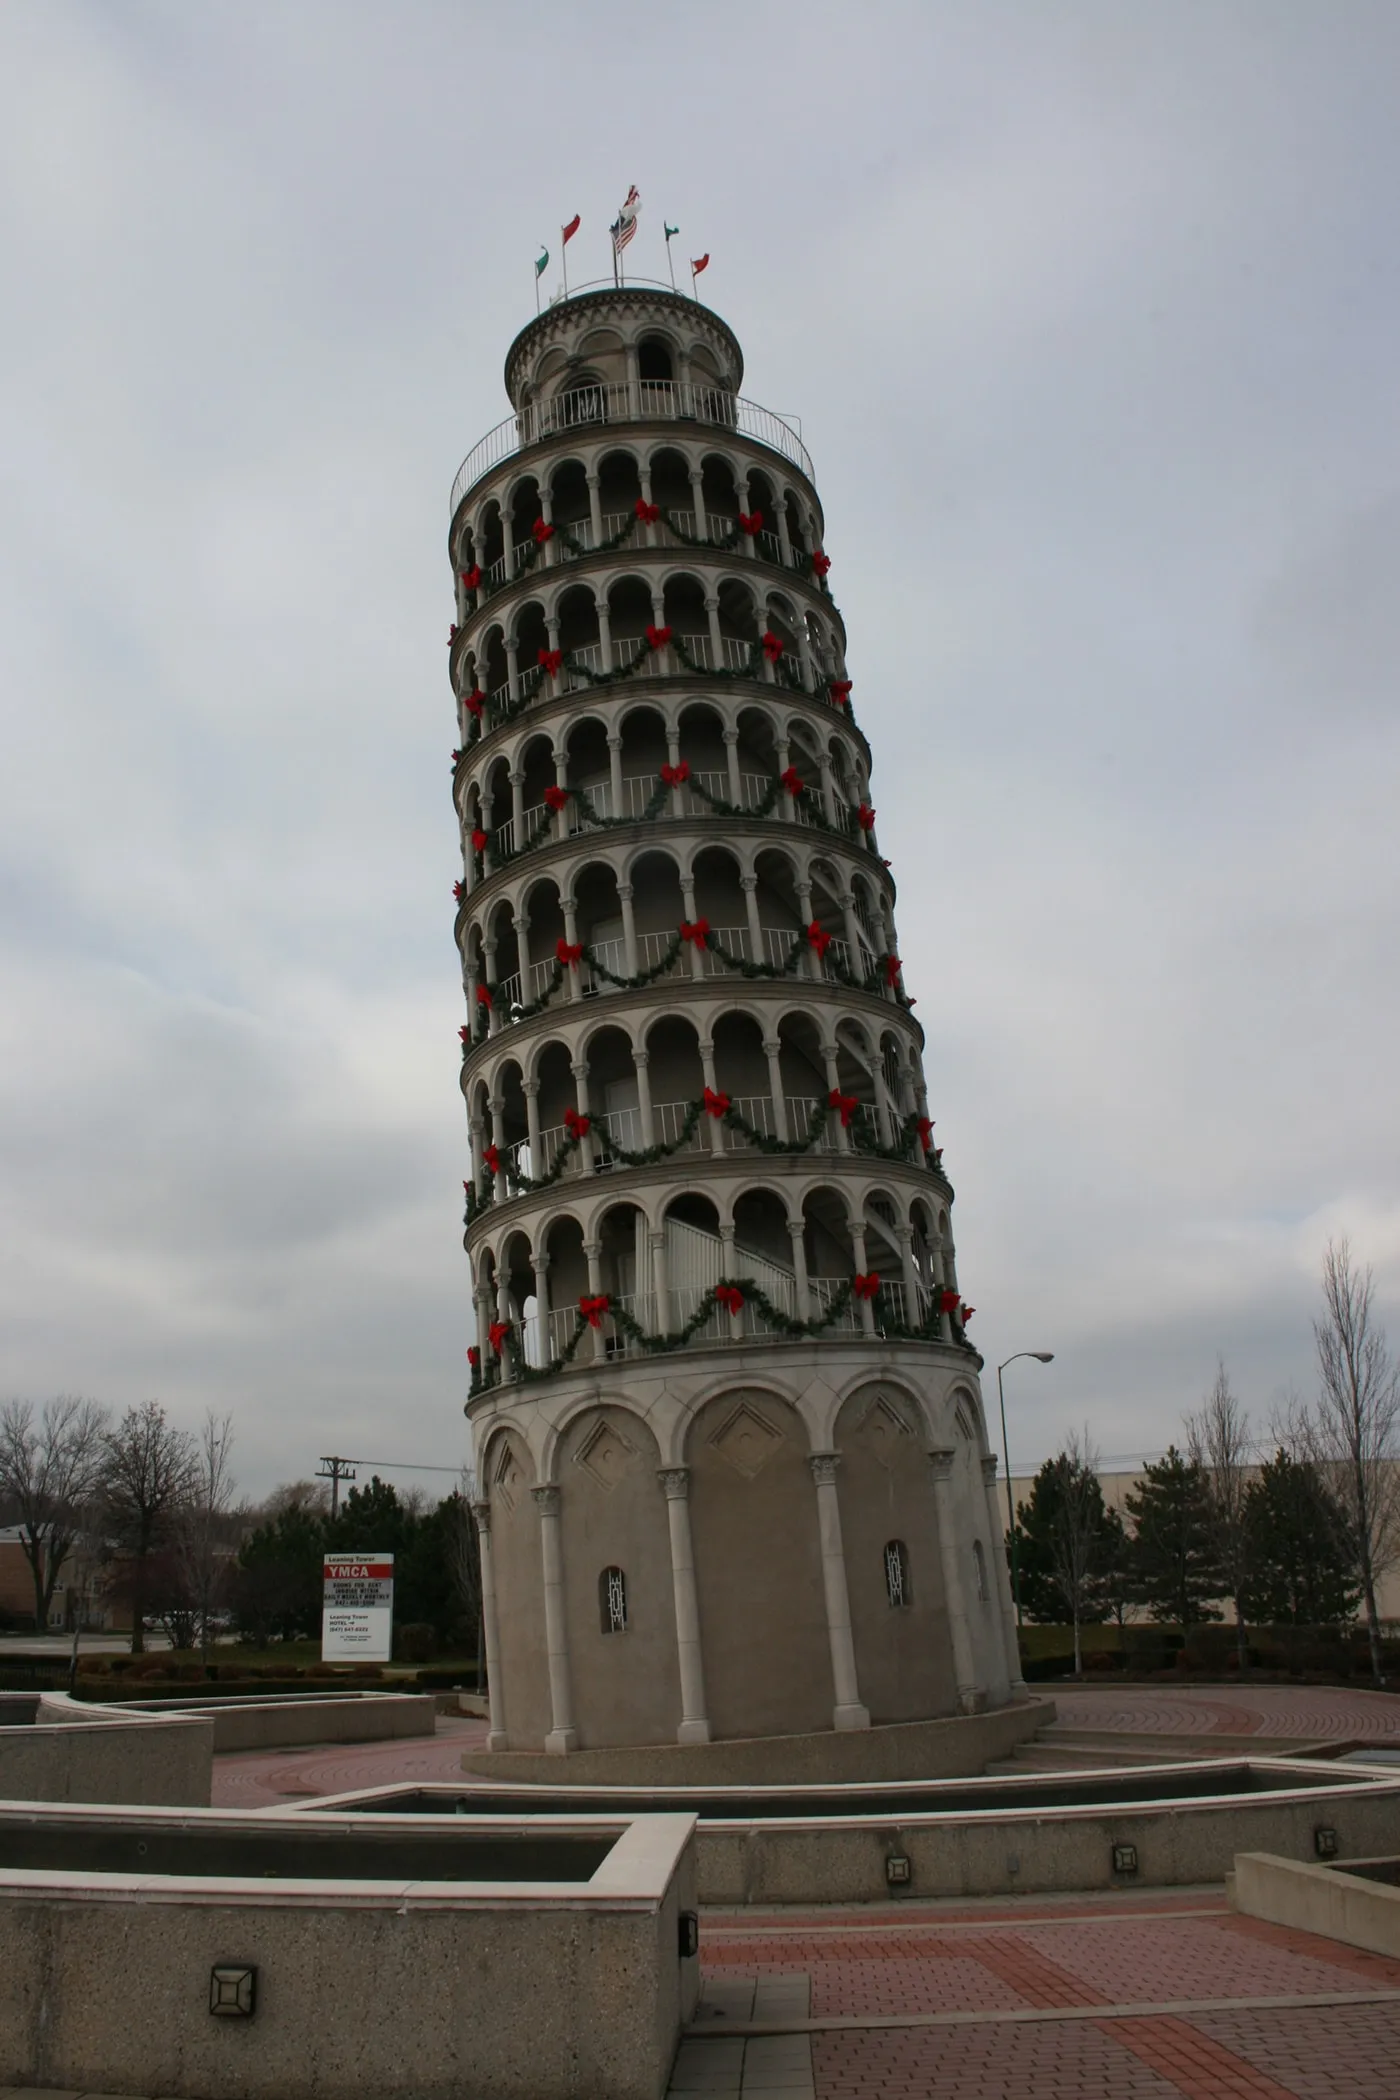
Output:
465,1699,1049,1788
0,1696,211,1808
0,1805,697,2100
181,1693,437,1754
1233,1849,1400,1958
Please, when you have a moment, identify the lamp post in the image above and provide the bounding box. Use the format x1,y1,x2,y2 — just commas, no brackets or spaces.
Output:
996,1351,1054,1627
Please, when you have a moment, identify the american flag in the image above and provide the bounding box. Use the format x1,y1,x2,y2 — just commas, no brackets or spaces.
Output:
611,185,641,254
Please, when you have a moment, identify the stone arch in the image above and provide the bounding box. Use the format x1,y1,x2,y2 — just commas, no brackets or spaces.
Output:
684,1387,829,1740
833,1379,956,1724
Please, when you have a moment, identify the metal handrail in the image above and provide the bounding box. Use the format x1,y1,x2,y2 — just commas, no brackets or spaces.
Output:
450,379,815,517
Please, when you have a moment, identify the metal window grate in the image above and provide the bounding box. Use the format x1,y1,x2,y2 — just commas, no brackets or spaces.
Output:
884,1540,909,1609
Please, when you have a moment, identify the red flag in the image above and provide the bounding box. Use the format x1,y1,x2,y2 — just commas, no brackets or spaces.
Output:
562,214,581,244
691,253,709,275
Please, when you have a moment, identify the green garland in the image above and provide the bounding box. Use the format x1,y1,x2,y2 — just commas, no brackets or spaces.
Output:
554,513,640,560
663,510,742,552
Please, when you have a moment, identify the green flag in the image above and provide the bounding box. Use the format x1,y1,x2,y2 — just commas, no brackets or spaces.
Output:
535,247,549,278
664,223,679,241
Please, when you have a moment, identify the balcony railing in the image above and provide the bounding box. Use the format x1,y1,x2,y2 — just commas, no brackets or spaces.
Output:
451,381,815,516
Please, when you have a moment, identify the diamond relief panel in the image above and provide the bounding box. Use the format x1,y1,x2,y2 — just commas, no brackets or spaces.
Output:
709,1400,785,1478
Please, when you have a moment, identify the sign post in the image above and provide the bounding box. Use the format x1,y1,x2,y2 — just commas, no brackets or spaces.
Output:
321,1553,395,1663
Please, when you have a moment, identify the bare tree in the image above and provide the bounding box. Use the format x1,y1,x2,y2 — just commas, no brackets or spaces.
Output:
1290,1239,1400,1687
1045,1428,1105,1679
0,1397,109,1628
175,1412,237,1664
1188,1360,1253,1671
100,1402,199,1653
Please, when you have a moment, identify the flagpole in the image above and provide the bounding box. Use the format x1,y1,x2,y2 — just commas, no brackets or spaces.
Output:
535,264,541,317
665,232,676,291
562,228,569,302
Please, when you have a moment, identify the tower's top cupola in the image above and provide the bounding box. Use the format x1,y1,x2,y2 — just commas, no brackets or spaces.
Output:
502,287,744,414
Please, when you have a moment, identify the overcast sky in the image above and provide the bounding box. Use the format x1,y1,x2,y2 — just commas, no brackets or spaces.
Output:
2,2,1397,1502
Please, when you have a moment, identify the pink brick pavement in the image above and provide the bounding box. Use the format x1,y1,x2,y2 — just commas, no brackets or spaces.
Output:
1048,1680,1400,1742
211,1714,489,1806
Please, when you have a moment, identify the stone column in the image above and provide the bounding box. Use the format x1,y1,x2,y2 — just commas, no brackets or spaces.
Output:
532,1484,577,1753
808,1453,869,1731
740,873,764,962
489,1094,508,1204
551,748,569,842
607,731,625,817
597,602,615,673
821,1041,850,1153
705,593,724,672
634,1045,655,1146
530,1248,551,1366
510,766,525,848
763,1036,789,1141
562,896,582,1003
787,1217,812,1319
650,1226,671,1333
617,881,639,976
982,1453,1027,1696
698,1039,725,1156
586,469,603,546
523,1078,542,1174
571,1057,595,1171
849,1220,876,1336
722,723,743,804
583,1236,605,1361
895,1223,922,1329
928,1450,985,1714
472,1499,509,1750
658,1468,710,1744
688,465,707,541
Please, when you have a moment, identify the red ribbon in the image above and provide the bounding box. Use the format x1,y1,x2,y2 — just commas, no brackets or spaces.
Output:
556,937,583,967
459,1025,471,1044
475,982,492,1007
460,564,481,591
857,803,876,832
812,550,831,578
634,498,660,523
715,1284,745,1315
448,625,458,645
452,881,464,902
780,764,804,796
960,1303,976,1324
645,623,673,650
807,921,832,957
467,1346,479,1368
853,1272,880,1302
538,647,563,676
464,689,485,717
532,519,554,545
471,827,487,853
828,1088,858,1129
451,749,464,767
679,917,710,945
738,510,763,535
703,1087,731,1118
938,1289,960,1315
829,679,852,706
660,760,690,787
488,1320,511,1354
482,1143,500,1175
933,1145,942,1162
578,1293,611,1329
916,1116,935,1153
564,1108,591,1139
760,629,784,663
885,955,903,988
543,784,569,811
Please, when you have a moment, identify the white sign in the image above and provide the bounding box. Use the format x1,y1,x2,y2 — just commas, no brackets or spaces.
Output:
322,1553,394,1663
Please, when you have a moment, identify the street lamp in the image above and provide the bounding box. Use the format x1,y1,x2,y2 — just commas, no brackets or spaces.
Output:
996,1351,1055,1627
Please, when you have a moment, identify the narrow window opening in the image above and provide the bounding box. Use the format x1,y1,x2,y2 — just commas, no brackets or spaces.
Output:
884,1539,910,1609
638,337,674,383
599,1565,628,1633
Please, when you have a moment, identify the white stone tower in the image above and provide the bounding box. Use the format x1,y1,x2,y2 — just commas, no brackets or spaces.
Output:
451,284,1022,1757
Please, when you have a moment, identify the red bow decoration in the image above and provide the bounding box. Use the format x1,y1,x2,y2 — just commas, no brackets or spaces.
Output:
488,1320,511,1354
538,647,563,677
578,1293,611,1329
645,623,673,651
857,803,877,832
635,498,660,523
828,1088,858,1129
475,982,493,1007
780,764,804,797
459,1025,471,1044
453,881,464,902
885,955,903,988
807,920,832,957
812,550,831,578
448,625,458,645
760,629,784,663
938,1288,960,1315
556,937,583,967
543,784,569,811
933,1145,943,1162
564,1107,591,1139
660,760,690,787
679,917,710,945
451,749,464,767
916,1116,935,1153
467,1346,479,1368
460,564,481,591
853,1272,880,1302
532,518,554,545
464,689,485,717
482,1143,500,1175
471,827,487,853
829,679,853,706
703,1087,731,1118
960,1303,976,1324
738,510,763,535
715,1284,745,1315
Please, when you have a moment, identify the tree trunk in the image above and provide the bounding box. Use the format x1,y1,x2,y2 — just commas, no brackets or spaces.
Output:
1360,1554,1385,1688
129,1557,146,1654
1234,1598,1249,1675
1072,1610,1083,1679
21,1534,46,1631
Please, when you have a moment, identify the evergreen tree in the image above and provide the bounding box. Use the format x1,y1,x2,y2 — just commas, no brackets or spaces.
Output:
1241,1449,1357,1629
1124,1446,1222,1627
1010,1445,1115,1654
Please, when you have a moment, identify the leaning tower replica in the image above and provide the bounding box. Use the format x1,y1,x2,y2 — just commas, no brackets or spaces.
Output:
451,285,1023,1762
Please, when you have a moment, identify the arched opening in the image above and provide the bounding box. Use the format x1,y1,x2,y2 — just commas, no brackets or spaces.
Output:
637,335,675,388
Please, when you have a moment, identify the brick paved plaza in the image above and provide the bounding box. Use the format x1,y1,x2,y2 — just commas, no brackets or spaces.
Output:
199,1683,1400,2098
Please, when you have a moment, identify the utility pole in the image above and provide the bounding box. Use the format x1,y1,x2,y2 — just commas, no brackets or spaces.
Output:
316,1455,357,1519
